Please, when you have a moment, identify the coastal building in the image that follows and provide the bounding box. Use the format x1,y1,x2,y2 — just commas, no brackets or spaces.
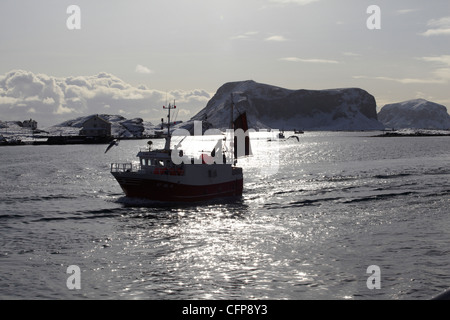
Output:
23,119,37,130
79,115,111,137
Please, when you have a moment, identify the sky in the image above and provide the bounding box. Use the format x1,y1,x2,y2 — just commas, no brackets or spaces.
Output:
0,0,449,127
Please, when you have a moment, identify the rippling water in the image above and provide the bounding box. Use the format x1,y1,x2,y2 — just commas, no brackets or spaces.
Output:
1,132,449,300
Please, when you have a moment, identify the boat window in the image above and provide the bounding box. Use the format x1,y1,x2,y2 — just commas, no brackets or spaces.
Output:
141,159,150,167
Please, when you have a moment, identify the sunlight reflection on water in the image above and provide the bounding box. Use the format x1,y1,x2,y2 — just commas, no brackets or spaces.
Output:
1,132,449,299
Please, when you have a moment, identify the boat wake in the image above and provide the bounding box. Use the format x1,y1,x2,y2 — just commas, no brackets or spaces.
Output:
115,194,245,208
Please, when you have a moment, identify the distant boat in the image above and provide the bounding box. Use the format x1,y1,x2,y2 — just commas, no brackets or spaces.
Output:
294,129,304,134
110,101,251,202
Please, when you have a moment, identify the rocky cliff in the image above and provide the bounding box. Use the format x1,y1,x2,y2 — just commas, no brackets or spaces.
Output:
189,80,384,130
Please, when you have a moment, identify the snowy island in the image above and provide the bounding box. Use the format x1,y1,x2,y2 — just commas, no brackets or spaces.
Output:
186,80,385,131
378,99,450,130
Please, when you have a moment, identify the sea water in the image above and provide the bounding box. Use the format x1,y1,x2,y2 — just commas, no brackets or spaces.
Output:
0,131,449,300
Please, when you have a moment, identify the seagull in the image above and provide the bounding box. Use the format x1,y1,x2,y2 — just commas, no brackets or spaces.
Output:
105,139,119,153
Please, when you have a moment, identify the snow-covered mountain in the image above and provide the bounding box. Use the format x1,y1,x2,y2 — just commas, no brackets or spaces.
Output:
0,121,26,136
378,99,450,130
187,80,384,131
46,114,155,138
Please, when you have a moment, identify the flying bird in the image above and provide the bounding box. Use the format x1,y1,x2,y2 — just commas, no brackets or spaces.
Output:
287,135,300,142
105,139,119,153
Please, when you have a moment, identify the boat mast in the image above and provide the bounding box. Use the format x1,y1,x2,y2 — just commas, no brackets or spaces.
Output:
230,94,236,166
163,100,176,151
230,94,234,131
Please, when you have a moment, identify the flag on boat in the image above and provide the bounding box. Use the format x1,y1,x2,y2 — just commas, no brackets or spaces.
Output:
233,112,252,158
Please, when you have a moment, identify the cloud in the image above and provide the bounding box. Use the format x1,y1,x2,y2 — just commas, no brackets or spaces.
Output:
0,70,211,127
342,52,361,57
135,64,153,74
419,16,450,36
231,32,288,42
431,68,450,80
230,31,259,40
377,77,443,84
280,57,339,64
269,0,319,5
352,75,445,85
231,32,288,43
396,9,420,15
418,55,450,66
418,55,450,81
265,35,288,42
260,0,319,10
427,17,450,28
420,29,450,37
354,56,450,85
0,70,70,118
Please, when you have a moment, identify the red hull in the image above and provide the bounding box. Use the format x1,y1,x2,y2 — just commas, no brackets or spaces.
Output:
113,175,243,202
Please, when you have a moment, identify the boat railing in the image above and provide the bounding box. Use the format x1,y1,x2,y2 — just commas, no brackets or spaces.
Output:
138,147,171,153
111,163,133,173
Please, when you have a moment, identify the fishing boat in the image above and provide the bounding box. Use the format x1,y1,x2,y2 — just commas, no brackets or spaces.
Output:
110,101,251,202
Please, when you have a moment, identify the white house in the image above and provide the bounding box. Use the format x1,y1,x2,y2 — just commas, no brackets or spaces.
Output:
79,115,111,137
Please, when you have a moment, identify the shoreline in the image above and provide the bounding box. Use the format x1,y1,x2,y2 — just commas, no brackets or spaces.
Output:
373,130,450,137
0,135,160,146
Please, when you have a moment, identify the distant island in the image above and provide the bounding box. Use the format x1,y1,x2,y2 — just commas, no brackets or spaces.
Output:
187,80,385,131
378,99,450,130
